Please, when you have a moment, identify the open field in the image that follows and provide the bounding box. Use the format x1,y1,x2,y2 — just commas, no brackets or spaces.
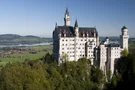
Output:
0,38,134,67
0,45,52,66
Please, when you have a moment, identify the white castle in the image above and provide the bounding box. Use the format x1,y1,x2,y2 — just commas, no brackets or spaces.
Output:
52,8,129,75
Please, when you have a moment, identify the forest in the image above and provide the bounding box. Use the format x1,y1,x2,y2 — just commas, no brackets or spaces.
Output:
0,52,135,90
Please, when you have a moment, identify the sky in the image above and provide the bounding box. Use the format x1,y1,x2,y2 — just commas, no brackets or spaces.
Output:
0,0,135,37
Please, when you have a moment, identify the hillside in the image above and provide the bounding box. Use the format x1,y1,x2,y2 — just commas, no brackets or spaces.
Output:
0,34,52,45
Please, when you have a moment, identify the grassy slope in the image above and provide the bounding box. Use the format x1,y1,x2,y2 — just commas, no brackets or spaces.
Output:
0,45,52,66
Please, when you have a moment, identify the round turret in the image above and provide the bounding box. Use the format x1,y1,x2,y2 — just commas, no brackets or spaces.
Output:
120,26,129,50
121,26,128,35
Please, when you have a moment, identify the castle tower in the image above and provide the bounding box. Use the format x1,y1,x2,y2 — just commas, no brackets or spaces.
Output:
64,8,70,26
74,20,79,61
120,26,129,50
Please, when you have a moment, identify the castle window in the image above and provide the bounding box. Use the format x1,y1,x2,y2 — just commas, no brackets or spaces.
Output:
66,39,68,41
62,39,64,41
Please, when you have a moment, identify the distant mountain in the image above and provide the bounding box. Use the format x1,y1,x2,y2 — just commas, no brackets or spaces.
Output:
0,34,52,45
0,34,42,40
0,34,134,45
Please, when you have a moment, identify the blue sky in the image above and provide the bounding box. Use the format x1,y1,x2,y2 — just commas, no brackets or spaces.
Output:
0,0,135,37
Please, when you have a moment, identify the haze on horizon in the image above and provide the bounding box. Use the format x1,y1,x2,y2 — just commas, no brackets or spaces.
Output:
0,0,135,38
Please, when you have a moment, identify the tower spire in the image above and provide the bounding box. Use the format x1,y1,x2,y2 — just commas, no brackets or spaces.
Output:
74,19,78,27
74,19,79,37
65,8,69,16
55,22,58,28
64,8,70,26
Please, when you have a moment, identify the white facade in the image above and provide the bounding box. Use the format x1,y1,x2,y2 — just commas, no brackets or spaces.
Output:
58,37,97,64
99,26,129,75
53,9,129,75
99,44,107,73
56,36,98,65
107,46,121,75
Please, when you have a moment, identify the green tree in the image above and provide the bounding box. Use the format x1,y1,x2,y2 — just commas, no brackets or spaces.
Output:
121,48,129,56
91,66,104,85
104,53,135,90
0,61,51,90
0,54,105,90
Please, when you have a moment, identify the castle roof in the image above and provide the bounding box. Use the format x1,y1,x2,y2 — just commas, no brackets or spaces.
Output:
107,43,120,47
55,26,98,37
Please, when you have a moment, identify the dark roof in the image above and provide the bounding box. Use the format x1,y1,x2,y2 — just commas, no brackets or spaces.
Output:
74,20,78,27
55,26,98,37
79,27,97,37
122,26,127,30
56,26,75,37
108,43,120,47
100,41,105,45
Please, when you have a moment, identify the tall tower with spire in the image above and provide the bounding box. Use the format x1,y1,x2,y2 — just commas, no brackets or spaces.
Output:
120,26,129,50
64,8,70,26
74,20,79,61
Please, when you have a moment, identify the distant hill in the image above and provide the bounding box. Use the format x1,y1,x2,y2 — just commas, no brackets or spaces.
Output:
0,34,52,45
0,34,134,45
99,36,120,41
100,36,135,42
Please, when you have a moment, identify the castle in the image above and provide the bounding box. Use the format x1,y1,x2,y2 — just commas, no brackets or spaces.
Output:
52,8,129,75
